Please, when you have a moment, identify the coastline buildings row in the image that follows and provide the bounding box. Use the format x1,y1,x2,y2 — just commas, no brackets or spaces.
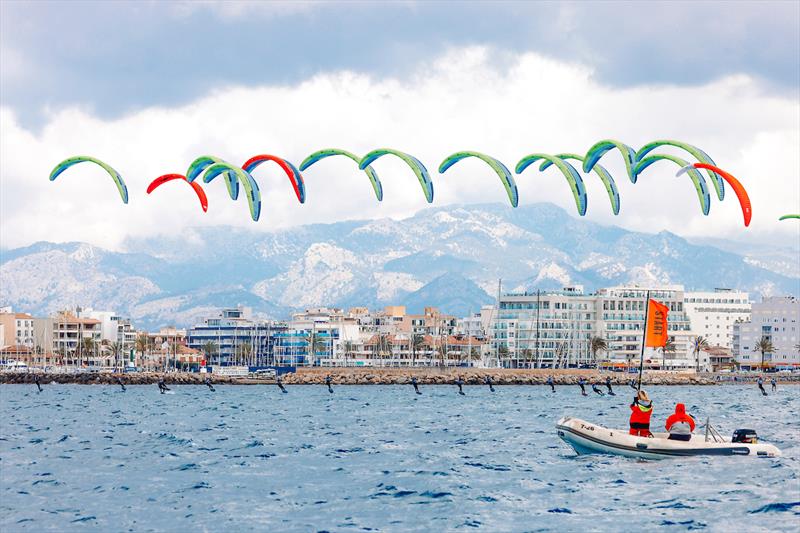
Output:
1,285,798,371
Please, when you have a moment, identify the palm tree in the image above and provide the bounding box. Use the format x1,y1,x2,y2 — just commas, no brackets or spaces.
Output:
82,336,96,367
202,341,217,367
304,331,326,366
661,336,676,370
135,334,149,369
109,342,122,371
589,336,608,368
342,341,355,367
469,346,481,366
755,336,774,371
411,334,424,366
498,345,509,367
522,348,533,368
692,336,710,373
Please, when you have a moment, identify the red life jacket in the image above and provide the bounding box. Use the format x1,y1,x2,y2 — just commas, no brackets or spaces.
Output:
629,400,653,429
665,403,696,432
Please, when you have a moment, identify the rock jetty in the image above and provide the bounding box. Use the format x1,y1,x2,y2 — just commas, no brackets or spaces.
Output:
0,368,756,386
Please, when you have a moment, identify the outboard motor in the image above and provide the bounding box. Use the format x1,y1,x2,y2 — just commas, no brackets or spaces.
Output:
732,429,758,444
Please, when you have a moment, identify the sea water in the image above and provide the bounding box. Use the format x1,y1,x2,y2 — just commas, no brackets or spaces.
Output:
1,384,797,532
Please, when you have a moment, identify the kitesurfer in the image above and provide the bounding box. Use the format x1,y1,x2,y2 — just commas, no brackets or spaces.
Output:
277,375,287,393
325,375,334,394
547,375,555,393
455,377,465,395
116,377,126,391
157,379,170,394
204,378,215,392
629,379,638,391
34,375,43,393
629,390,653,437
578,377,587,396
771,377,777,392
484,375,495,392
411,376,421,394
591,382,604,395
605,376,615,395
757,376,767,396
665,403,695,441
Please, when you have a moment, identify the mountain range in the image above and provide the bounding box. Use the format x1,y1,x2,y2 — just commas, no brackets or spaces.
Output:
1,203,798,329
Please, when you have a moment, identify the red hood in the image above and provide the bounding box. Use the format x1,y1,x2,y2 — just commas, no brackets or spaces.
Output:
675,403,686,415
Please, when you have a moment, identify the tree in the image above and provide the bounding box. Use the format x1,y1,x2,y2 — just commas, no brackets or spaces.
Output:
303,330,326,366
661,336,676,370
692,336,710,373
589,336,608,367
82,336,96,367
469,347,481,365
109,342,122,371
755,337,774,371
498,344,509,367
342,341,355,367
522,348,533,368
411,334,424,366
135,334,149,369
202,341,217,366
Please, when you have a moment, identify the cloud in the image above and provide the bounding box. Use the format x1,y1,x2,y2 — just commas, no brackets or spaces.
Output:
1,47,798,253
1,1,797,125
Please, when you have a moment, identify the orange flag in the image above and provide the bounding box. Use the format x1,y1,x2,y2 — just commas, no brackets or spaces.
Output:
645,299,669,348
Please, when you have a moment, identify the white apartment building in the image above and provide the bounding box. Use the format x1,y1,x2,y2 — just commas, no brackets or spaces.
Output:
732,296,800,370
458,305,495,340
493,287,600,368
491,285,696,369
596,285,694,369
684,289,750,350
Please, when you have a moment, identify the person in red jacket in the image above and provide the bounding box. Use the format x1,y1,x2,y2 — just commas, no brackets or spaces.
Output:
665,403,696,441
629,390,653,437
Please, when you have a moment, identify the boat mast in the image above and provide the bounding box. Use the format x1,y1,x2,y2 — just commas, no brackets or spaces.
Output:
637,289,651,391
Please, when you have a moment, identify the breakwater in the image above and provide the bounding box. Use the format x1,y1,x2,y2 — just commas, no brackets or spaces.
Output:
3,368,793,386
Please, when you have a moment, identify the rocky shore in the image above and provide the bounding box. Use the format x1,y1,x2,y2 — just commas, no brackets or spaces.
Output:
281,368,721,386
3,368,795,386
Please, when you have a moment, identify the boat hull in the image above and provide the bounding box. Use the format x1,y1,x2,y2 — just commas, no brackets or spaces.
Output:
556,417,781,459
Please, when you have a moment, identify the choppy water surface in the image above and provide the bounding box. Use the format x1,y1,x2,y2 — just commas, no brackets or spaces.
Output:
1,383,798,532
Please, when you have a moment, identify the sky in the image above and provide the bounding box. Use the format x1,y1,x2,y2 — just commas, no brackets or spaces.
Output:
1,0,799,251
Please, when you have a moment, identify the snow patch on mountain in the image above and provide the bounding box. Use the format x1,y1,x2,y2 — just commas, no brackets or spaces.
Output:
252,242,362,308
534,262,572,285
374,272,423,301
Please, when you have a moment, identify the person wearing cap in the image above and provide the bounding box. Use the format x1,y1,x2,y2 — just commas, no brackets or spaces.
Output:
629,390,653,437
665,403,695,441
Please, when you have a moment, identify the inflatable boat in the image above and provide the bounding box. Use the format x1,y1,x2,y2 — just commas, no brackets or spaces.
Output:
556,416,781,459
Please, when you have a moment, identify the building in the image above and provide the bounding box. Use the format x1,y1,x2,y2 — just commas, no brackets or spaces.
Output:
732,296,800,370
492,286,599,368
597,285,694,370
398,307,458,337
684,289,751,350
0,311,36,348
276,307,361,366
458,305,495,340
341,333,486,367
186,307,279,367
51,311,103,366
490,285,695,370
